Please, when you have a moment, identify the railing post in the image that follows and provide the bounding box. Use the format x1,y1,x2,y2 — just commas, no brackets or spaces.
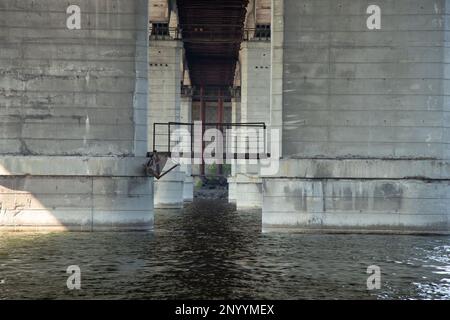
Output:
168,123,171,154
153,123,157,152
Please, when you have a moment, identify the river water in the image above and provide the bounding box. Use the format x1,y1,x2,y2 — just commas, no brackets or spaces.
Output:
0,200,449,300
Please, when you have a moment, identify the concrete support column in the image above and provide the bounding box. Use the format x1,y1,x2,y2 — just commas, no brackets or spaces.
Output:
0,0,153,231
262,0,450,234
149,40,184,209
228,93,241,204
235,41,271,209
181,92,194,202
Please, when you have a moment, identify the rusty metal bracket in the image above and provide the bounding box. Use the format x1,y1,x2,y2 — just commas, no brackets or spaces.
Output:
145,152,180,180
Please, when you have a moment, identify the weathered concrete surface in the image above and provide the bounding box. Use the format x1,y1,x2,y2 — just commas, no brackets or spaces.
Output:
0,175,153,232
234,40,271,209
263,159,450,180
228,176,237,204
235,175,263,210
228,97,240,204
282,0,449,159
153,167,184,209
263,178,450,234
181,94,194,202
240,41,272,126
183,176,194,203
0,0,153,231
148,39,184,208
263,0,450,234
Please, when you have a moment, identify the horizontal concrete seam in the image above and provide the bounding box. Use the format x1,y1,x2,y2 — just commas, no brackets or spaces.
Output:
1,42,147,47
284,29,450,33
283,141,449,145
263,195,450,200
0,192,152,196
278,108,449,112
0,58,144,63
263,177,450,182
282,125,450,129
1,122,144,127
0,25,149,31
0,138,146,142
0,75,140,80
1,89,136,94
284,61,450,65
0,209,153,212
260,228,450,236
262,211,449,216
0,106,147,111
0,175,149,178
281,93,450,97
284,77,450,81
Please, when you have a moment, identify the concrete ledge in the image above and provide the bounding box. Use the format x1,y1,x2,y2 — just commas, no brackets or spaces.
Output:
262,226,450,236
0,156,149,177
235,174,263,184
235,174,263,209
0,225,153,232
154,170,184,209
183,176,194,202
262,177,450,234
228,176,237,203
262,159,450,180
0,175,154,232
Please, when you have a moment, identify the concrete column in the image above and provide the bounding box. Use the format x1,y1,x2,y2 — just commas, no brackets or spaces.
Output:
0,0,153,231
180,93,194,202
149,40,184,209
262,0,450,234
228,94,241,204
235,41,271,209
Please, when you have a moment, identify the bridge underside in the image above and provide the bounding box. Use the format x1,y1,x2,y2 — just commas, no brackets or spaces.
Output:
1,0,450,234
177,0,248,88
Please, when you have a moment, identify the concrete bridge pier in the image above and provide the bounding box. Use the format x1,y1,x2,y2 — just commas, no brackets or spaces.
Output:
261,0,450,234
181,92,194,202
148,39,185,209
0,158,154,231
228,91,241,204
0,0,153,231
233,40,271,209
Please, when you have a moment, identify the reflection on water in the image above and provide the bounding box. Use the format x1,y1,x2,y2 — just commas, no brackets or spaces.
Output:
0,200,449,300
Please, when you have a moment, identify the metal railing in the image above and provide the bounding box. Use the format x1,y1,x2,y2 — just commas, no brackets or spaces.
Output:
151,122,269,161
149,25,271,42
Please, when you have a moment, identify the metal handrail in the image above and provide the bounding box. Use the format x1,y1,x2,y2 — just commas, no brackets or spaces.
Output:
149,25,271,42
152,122,269,160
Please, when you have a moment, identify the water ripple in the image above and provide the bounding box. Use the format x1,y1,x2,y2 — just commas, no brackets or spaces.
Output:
0,200,449,300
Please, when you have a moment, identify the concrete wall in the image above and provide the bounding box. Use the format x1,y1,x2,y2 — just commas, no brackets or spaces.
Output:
240,41,272,125
0,0,153,231
282,0,448,159
263,0,450,234
228,96,241,203
0,0,148,156
181,94,194,202
148,39,184,208
262,159,450,233
234,40,271,209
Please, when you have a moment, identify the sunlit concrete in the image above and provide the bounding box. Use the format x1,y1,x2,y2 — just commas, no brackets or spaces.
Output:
0,0,153,231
